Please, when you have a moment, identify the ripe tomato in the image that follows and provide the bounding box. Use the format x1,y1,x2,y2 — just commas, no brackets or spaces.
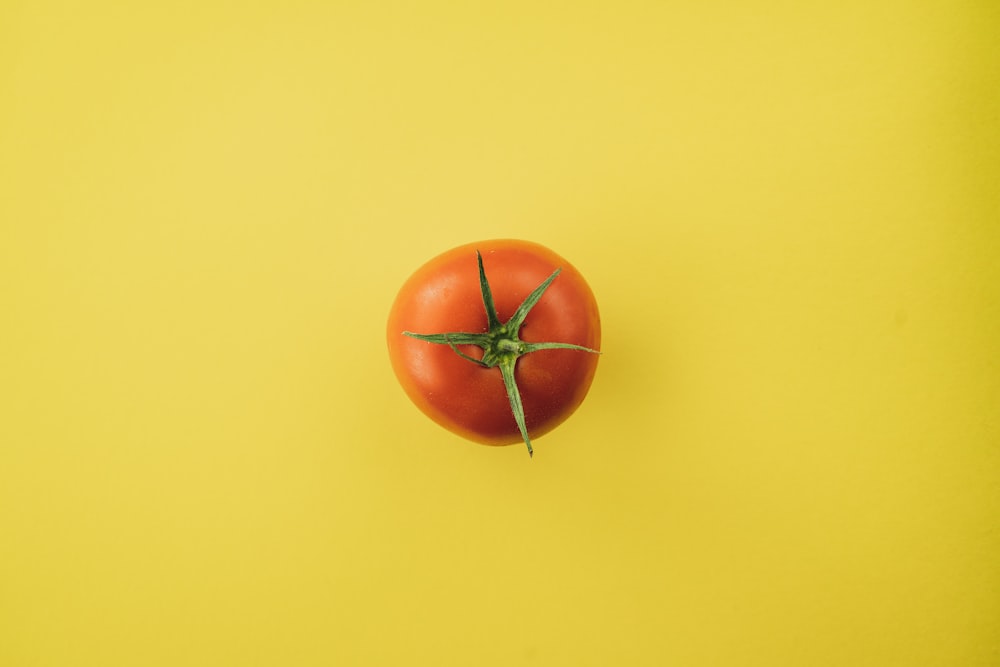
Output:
387,239,601,456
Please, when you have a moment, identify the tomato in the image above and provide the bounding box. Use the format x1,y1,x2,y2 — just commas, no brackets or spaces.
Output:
387,239,601,456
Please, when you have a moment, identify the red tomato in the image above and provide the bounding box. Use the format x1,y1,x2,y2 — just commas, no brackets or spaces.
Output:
387,239,601,455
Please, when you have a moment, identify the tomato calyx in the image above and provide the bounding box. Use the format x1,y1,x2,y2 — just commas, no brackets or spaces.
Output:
403,251,599,458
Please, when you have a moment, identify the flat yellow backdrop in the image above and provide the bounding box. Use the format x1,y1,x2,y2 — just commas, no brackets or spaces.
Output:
1,1,997,665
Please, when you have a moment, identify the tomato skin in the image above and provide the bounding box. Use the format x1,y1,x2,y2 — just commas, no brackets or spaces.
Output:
387,239,601,446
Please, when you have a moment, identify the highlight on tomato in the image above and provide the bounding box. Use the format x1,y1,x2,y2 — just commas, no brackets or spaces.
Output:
386,239,601,457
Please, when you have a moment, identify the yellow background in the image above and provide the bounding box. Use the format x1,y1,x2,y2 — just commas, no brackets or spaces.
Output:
2,1,998,665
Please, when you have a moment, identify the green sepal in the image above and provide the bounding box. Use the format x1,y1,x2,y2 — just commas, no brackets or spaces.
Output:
476,251,503,331
498,356,532,458
506,267,561,333
521,341,601,354
403,331,491,346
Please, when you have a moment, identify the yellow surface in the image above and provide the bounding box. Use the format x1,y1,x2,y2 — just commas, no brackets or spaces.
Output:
1,2,998,665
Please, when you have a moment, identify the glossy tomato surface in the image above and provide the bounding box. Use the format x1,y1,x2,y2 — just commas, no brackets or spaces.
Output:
387,240,601,446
